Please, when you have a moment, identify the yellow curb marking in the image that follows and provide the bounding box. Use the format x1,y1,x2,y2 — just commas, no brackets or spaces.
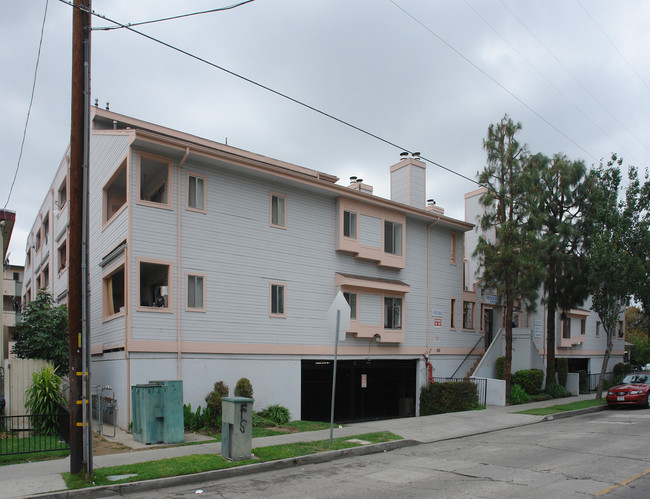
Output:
596,467,650,496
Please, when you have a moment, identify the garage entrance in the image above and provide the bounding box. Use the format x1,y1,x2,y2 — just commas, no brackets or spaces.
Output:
301,359,417,423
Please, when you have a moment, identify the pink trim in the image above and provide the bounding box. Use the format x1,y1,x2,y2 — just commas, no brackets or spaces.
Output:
185,272,207,312
185,171,207,213
269,282,286,318
335,274,410,293
102,158,128,229
269,192,286,229
135,151,174,210
102,257,126,322
450,232,458,265
450,297,457,330
135,256,174,313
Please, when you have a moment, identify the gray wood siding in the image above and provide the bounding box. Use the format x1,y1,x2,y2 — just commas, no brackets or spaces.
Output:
391,167,409,205
359,214,382,248
89,134,130,347
411,166,426,209
359,293,382,325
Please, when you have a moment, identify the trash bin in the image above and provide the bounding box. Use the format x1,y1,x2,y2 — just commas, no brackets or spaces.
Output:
131,380,184,444
221,397,253,460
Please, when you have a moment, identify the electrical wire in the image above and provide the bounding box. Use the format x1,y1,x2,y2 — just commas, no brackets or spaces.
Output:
95,0,256,31
4,0,49,211
58,0,482,188
390,0,597,162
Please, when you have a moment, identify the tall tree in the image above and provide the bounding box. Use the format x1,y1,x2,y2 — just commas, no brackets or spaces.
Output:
475,115,544,396
587,155,643,399
12,290,69,371
530,153,592,386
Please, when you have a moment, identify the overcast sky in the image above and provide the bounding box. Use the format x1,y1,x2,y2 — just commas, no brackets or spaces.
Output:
2,0,649,266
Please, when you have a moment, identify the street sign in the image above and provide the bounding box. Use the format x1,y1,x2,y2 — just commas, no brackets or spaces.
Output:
327,291,351,341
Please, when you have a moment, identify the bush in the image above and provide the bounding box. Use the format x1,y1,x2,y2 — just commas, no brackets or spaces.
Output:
512,369,544,395
205,381,229,424
613,363,630,376
420,381,479,416
496,357,505,380
258,404,290,425
557,358,569,386
183,403,211,432
25,365,66,436
544,382,570,399
234,378,254,399
508,384,530,404
578,370,589,394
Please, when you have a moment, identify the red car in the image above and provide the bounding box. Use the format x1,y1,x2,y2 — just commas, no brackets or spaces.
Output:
606,373,650,408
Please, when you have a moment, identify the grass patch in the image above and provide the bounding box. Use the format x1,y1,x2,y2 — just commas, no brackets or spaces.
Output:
63,431,402,490
0,435,70,465
515,398,606,415
207,420,332,441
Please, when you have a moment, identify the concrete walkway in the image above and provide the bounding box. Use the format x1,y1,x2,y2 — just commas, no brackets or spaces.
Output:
1,394,604,499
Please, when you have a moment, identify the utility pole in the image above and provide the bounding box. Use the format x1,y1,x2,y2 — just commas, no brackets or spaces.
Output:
69,0,91,476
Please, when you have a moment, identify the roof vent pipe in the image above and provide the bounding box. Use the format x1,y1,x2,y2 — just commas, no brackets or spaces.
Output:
349,176,357,183
356,178,363,183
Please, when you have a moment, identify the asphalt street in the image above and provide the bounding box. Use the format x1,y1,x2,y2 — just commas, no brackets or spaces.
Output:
108,408,650,499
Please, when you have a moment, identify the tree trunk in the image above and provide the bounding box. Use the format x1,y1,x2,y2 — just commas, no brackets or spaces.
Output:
596,327,614,400
546,270,557,387
505,273,513,398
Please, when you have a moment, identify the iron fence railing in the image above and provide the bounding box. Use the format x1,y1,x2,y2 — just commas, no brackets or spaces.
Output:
0,413,70,456
432,376,487,407
587,371,624,391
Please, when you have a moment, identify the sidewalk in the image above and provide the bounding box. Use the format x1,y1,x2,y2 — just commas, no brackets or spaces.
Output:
2,394,604,499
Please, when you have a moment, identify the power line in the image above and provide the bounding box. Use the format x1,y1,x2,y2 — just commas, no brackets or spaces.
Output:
58,0,481,188
390,0,597,162
4,0,49,211
95,0,256,31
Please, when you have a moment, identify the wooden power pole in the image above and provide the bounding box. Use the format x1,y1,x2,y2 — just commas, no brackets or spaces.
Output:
69,0,91,475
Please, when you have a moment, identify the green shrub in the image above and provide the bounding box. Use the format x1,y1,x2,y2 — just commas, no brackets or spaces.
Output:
529,392,552,402
205,381,229,423
234,378,254,399
512,369,544,395
183,403,211,432
258,404,290,425
544,382,570,399
578,370,589,394
508,384,530,404
613,363,630,376
496,357,505,380
420,381,479,416
24,365,66,436
557,358,569,386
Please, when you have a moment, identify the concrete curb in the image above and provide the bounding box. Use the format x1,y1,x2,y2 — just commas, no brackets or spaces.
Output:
541,403,608,421
25,439,418,499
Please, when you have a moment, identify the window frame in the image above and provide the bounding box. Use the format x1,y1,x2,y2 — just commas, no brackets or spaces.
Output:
596,321,601,337
270,193,286,229
186,172,207,213
136,257,174,313
57,240,67,273
57,177,68,213
103,260,126,321
384,220,403,255
384,296,403,330
270,282,286,317
343,210,357,239
343,291,357,319
450,232,458,265
103,159,128,227
136,151,174,210
450,298,457,329
186,272,206,312
462,300,475,330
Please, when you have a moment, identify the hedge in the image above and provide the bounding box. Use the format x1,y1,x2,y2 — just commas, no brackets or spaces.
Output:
512,369,544,395
420,381,479,416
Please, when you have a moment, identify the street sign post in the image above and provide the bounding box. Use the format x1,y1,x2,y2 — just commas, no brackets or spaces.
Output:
327,292,350,445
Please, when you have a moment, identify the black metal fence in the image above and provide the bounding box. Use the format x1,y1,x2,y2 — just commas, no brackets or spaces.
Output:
432,377,488,407
0,413,70,456
587,372,625,391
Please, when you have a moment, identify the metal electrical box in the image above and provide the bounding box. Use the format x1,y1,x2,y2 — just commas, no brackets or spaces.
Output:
131,380,184,444
221,397,253,460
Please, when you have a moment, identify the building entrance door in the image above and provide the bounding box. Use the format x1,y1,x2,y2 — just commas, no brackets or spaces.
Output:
484,308,494,347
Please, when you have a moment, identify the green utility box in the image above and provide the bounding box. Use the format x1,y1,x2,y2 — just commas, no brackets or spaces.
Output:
221,397,253,460
131,380,184,445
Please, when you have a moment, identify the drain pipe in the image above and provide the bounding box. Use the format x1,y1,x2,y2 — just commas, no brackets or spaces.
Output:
425,216,441,383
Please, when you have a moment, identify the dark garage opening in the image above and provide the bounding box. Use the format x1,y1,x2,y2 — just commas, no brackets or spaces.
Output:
301,358,417,423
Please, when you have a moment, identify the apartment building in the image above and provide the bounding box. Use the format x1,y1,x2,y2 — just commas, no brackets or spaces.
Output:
24,108,484,428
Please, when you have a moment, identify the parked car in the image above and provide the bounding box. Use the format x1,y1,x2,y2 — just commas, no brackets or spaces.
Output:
606,373,650,408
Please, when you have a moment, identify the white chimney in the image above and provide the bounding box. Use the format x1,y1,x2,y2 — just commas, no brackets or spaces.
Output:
390,153,426,208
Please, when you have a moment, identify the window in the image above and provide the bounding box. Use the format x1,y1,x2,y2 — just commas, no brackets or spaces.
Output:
596,321,601,337
343,291,357,319
562,317,571,339
58,178,67,208
104,160,127,224
35,229,41,251
138,259,172,309
270,283,285,317
618,321,624,338
463,301,474,329
384,221,402,255
384,297,402,329
58,241,67,272
270,194,286,228
187,174,206,212
42,265,49,289
138,153,172,208
42,214,49,246
343,211,357,239
103,265,125,319
463,260,469,290
187,274,205,310
450,232,458,264
580,318,586,335
450,298,456,328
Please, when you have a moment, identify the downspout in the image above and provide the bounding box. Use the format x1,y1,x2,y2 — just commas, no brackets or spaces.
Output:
425,216,441,383
177,147,190,380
